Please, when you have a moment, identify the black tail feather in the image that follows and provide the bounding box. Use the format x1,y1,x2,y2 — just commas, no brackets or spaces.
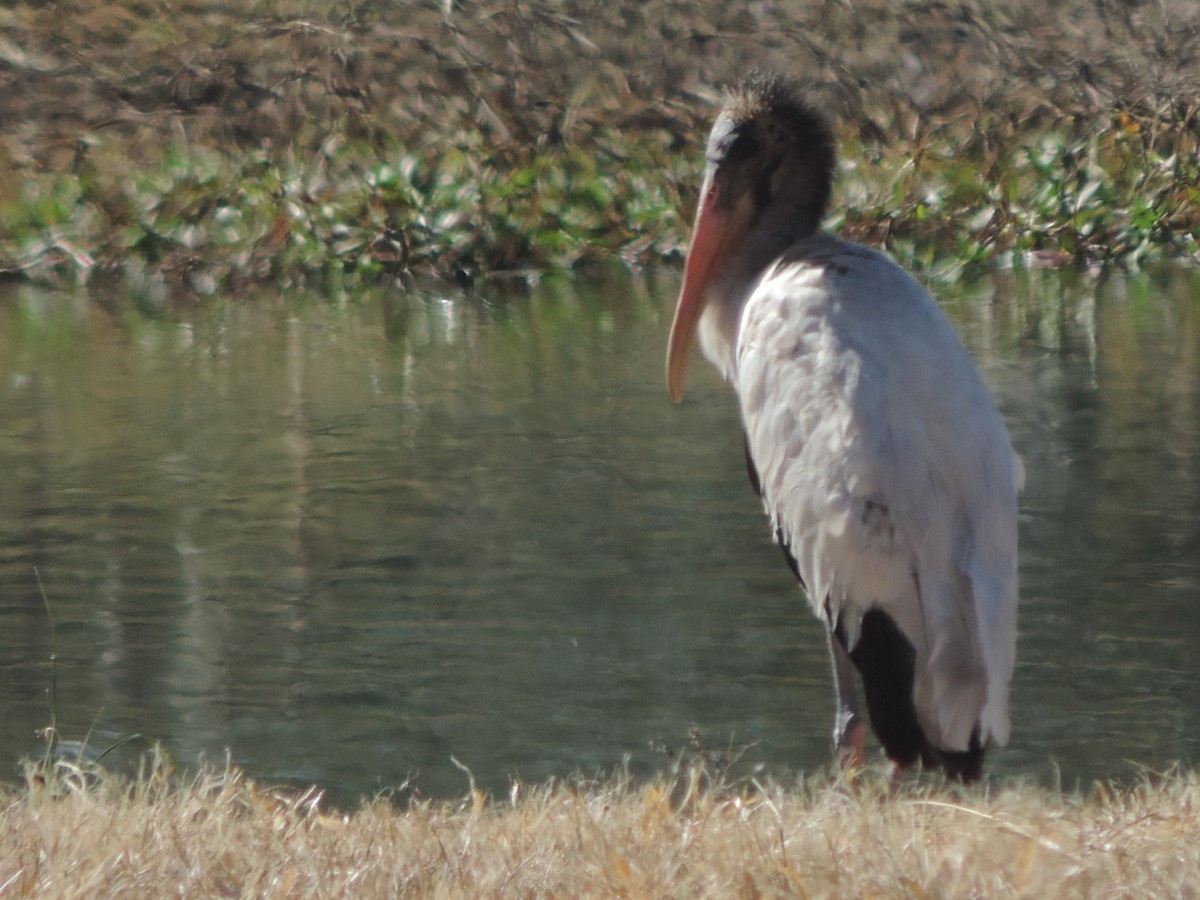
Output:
747,431,984,781
837,608,984,782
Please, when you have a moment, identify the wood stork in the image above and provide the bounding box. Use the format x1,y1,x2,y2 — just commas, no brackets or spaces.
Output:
666,74,1021,780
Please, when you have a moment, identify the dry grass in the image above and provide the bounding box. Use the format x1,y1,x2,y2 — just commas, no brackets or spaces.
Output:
3,752,1199,897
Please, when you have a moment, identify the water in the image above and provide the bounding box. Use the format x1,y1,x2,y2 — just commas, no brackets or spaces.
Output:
0,265,1197,803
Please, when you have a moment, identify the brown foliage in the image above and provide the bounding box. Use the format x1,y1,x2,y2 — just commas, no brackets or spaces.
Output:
3,0,1198,164
1,1,1197,282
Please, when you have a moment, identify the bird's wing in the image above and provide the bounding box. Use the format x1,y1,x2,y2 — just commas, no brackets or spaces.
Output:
736,236,1019,748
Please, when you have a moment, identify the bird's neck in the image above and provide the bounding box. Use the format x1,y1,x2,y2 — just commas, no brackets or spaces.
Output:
697,212,819,386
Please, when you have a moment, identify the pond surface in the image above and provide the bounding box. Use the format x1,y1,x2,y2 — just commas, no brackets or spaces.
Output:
1,265,1198,803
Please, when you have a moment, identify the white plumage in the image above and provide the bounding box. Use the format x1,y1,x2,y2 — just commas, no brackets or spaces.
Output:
730,235,1019,751
667,75,1021,778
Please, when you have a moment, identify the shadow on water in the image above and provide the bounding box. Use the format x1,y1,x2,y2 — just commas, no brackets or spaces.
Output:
0,264,1197,802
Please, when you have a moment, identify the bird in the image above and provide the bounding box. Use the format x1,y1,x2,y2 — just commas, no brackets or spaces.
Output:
665,74,1021,781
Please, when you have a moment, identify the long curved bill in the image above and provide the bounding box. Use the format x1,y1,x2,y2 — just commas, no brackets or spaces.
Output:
666,173,736,403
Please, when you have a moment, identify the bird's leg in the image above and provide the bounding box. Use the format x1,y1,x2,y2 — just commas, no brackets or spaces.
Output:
827,629,866,770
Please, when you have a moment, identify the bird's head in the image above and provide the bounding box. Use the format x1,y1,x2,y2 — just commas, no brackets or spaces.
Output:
666,74,836,402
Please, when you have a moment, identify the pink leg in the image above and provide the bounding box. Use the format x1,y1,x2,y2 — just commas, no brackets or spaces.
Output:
828,629,866,773
836,716,867,771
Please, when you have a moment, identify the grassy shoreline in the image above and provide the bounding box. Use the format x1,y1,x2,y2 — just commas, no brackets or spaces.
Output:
2,1,1198,291
3,752,1199,896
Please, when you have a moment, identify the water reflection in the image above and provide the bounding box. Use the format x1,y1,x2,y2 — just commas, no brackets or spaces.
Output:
0,265,1197,802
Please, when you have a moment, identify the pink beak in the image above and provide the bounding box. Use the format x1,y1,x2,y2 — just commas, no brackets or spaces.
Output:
666,173,737,403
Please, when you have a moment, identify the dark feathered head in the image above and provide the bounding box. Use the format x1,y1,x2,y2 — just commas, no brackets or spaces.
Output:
666,74,838,401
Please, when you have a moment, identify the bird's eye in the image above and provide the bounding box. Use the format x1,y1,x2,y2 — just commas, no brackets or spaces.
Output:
722,130,760,163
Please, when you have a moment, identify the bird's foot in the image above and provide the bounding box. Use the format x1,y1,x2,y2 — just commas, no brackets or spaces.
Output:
885,758,904,793
834,714,866,782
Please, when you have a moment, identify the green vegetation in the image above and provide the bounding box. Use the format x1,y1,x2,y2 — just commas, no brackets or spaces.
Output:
2,1,1197,289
